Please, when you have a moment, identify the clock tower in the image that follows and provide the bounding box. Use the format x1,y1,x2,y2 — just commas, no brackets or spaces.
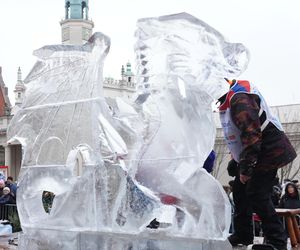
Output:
60,0,94,45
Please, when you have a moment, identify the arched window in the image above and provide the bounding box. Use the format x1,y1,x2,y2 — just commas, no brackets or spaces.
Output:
82,1,87,19
65,1,70,19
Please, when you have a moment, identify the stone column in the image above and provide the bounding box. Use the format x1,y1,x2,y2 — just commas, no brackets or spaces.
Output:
4,145,11,176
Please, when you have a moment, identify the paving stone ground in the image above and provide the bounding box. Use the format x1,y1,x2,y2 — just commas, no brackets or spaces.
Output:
233,237,297,250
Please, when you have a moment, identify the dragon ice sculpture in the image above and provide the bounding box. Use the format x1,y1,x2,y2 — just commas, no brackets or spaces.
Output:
7,12,249,249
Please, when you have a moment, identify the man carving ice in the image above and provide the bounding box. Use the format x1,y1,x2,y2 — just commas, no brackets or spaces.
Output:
218,78,297,250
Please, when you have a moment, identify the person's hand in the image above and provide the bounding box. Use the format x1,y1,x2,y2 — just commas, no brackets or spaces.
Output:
240,174,251,184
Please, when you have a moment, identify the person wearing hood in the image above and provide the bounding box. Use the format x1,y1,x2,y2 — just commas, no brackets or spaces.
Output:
279,182,300,209
218,79,297,250
0,187,16,205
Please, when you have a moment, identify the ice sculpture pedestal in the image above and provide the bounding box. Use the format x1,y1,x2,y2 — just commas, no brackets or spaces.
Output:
18,228,232,250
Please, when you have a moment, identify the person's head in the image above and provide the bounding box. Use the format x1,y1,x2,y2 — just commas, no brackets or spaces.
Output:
6,176,13,184
0,179,5,188
3,187,10,195
285,183,298,197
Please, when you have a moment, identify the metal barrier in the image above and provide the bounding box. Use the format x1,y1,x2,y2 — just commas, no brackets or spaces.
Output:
0,204,18,221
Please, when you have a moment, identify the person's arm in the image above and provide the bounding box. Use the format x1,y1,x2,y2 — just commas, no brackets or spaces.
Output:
0,195,9,205
230,93,262,176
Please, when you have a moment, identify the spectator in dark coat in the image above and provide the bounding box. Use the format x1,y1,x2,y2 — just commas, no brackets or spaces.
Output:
0,187,16,205
279,182,300,209
271,185,282,208
271,177,282,208
5,176,17,197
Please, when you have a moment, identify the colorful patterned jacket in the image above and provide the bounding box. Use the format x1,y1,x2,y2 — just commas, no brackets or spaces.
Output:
219,80,297,175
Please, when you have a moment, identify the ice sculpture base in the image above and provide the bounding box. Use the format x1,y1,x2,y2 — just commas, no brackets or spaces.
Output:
18,228,232,250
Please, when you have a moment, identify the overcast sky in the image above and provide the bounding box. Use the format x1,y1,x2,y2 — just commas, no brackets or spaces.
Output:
0,0,299,106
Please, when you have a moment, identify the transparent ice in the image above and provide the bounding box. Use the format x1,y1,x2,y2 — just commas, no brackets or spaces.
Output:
8,13,249,249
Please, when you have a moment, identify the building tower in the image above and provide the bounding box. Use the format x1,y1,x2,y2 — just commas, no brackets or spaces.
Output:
124,62,134,85
60,0,94,45
14,67,26,106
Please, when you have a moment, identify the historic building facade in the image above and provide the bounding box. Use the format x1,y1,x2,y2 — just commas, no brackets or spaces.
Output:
103,63,136,100
0,66,22,180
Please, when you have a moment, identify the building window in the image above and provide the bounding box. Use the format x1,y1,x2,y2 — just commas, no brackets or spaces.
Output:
128,77,131,83
82,27,90,41
62,27,70,42
65,1,71,19
18,92,21,98
0,146,4,165
82,1,87,19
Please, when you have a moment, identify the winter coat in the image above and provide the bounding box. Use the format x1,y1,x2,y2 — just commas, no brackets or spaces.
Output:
0,193,16,205
219,80,297,175
5,183,17,196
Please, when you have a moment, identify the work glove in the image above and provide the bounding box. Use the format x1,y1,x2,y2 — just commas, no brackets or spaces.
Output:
227,159,238,177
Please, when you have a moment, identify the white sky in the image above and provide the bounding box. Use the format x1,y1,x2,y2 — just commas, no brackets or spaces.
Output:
0,0,300,106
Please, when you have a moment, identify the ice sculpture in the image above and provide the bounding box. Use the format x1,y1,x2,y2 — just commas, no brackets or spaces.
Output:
7,12,249,250
132,12,249,236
